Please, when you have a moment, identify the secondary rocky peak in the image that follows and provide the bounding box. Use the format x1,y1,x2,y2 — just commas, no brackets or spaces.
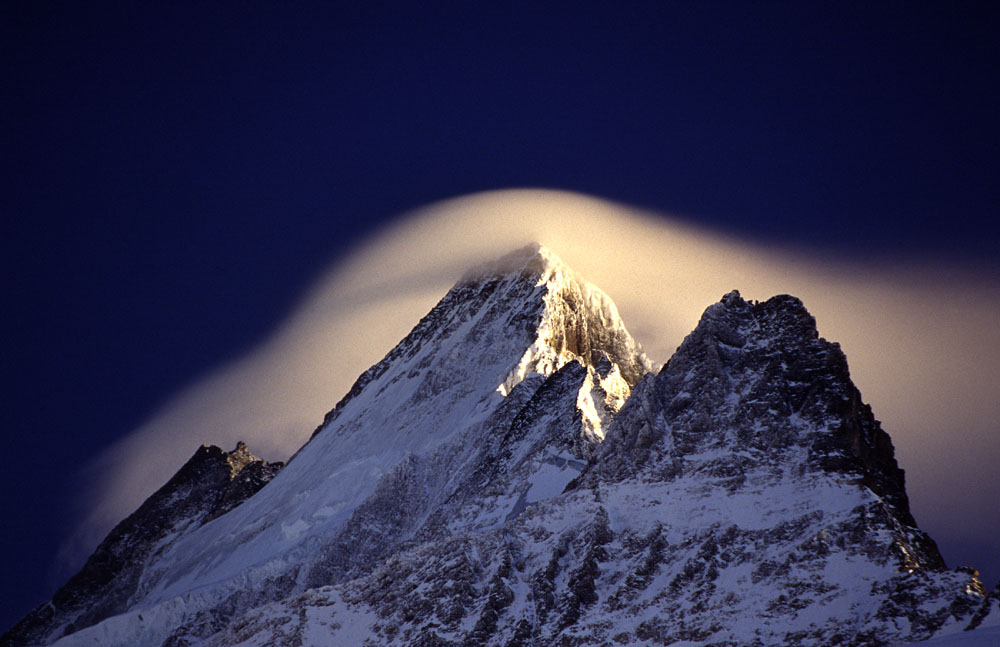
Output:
684,289,819,350
683,292,918,522
224,440,261,477
2,442,282,647
588,291,945,576
178,441,274,486
601,291,913,500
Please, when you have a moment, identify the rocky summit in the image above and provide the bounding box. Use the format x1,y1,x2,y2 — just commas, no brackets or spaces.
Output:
4,245,997,647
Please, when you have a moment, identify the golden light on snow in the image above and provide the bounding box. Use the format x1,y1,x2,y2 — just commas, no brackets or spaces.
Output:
62,188,1000,575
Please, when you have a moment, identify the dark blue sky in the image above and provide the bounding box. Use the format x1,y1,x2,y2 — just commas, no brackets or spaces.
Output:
3,1,998,630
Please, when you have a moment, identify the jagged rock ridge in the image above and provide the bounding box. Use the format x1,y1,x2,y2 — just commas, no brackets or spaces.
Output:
1,443,281,647
4,246,997,647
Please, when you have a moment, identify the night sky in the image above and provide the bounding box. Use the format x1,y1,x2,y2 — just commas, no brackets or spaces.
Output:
3,1,999,631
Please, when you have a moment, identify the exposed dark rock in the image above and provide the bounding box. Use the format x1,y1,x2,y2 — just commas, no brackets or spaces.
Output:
1,443,281,647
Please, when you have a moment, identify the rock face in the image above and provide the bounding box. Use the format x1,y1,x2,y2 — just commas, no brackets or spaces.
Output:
1,443,281,647
5,246,997,647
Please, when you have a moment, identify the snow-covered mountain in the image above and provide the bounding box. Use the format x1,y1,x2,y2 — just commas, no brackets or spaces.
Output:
4,244,997,647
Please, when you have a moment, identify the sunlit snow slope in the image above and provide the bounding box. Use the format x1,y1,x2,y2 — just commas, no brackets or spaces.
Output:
28,244,651,647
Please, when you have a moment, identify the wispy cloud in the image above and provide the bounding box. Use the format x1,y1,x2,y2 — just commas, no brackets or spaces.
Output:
60,189,1000,583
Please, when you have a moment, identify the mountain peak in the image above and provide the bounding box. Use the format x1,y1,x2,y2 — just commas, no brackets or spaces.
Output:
697,290,817,344
319,245,652,424
594,289,931,550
